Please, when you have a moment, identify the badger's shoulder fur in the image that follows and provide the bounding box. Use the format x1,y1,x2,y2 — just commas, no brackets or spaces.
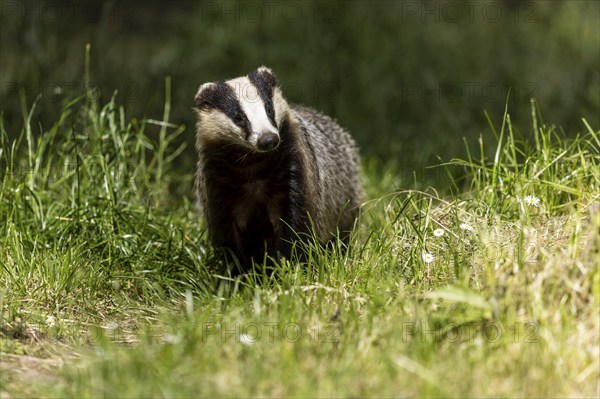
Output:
289,104,363,239
193,67,363,272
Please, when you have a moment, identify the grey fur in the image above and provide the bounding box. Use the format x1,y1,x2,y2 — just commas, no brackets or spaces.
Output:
194,68,363,269
290,104,364,240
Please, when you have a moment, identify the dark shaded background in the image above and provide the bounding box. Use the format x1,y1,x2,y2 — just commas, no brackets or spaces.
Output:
1,0,599,178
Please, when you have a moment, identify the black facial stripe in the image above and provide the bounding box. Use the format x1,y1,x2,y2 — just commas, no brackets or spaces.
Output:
248,70,277,128
194,82,251,139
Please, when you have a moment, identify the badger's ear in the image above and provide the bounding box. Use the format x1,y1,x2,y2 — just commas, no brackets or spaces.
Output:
250,66,279,88
194,82,217,109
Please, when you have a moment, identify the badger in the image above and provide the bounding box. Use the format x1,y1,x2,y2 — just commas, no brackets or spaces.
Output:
193,66,363,272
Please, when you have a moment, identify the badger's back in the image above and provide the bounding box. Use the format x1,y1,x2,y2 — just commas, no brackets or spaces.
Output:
290,104,363,240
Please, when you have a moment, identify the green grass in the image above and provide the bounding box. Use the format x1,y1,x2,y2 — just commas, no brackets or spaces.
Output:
1,84,599,398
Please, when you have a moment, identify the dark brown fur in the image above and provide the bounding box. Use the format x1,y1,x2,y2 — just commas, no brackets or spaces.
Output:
194,68,363,272
198,118,314,271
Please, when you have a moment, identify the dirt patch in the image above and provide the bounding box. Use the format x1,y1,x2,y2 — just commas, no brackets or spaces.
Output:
0,352,64,397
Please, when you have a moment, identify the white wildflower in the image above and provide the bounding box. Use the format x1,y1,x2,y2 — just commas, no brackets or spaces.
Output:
459,223,474,232
105,321,119,334
422,253,435,263
522,195,541,207
433,228,445,237
240,333,256,346
45,315,56,328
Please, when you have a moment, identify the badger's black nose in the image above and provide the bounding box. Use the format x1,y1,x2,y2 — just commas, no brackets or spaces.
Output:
257,132,280,151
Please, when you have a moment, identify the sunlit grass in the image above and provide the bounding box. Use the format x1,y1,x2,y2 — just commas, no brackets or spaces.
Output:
0,87,598,397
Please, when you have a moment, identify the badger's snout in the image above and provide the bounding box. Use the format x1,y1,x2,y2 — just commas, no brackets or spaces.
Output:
257,132,280,151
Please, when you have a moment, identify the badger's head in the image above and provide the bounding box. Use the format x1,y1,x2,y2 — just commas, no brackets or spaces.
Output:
194,66,290,152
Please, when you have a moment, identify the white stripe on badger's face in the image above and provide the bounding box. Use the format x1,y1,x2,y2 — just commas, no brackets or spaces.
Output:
226,77,278,146
272,87,289,127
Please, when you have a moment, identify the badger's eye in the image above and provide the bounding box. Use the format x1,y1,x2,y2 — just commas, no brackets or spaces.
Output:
233,112,245,125
266,103,275,119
